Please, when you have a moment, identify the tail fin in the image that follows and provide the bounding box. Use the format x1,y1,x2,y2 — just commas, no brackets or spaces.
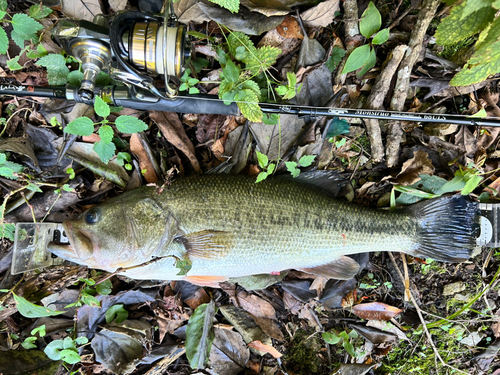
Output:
408,195,480,262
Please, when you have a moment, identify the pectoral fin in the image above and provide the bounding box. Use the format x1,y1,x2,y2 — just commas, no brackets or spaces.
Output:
298,256,360,280
176,230,233,260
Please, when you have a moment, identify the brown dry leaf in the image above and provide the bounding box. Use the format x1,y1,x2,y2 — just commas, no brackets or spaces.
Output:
247,340,282,358
392,150,434,186
229,290,276,320
184,287,211,310
61,0,102,21
130,133,158,183
351,302,402,321
108,0,127,12
491,310,500,338
301,0,340,27
276,15,304,39
282,291,302,315
150,111,201,173
251,316,284,341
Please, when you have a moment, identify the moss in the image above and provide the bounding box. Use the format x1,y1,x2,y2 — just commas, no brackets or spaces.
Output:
284,330,328,374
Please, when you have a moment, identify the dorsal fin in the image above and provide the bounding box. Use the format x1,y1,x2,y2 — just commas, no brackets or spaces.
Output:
282,170,347,197
298,255,360,280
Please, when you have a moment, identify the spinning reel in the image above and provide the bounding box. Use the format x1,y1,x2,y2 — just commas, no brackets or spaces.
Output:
52,2,190,101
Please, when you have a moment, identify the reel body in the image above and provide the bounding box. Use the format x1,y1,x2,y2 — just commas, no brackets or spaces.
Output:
53,8,189,101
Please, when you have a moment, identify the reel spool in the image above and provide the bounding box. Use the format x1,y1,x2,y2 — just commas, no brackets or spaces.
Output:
52,5,189,101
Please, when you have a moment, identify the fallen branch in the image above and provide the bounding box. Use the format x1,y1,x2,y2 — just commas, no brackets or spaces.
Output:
365,45,408,162
386,0,441,167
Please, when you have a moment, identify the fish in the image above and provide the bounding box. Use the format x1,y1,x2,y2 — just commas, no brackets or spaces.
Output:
48,172,480,287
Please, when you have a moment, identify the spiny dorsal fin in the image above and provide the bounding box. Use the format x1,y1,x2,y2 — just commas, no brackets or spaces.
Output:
176,230,233,260
298,255,360,280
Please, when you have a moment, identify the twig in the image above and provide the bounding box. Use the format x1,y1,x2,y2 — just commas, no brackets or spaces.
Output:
387,252,468,374
22,192,36,223
401,254,410,302
386,0,441,167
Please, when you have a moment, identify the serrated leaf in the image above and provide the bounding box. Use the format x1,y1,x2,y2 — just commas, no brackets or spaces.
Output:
235,45,247,60
256,171,268,183
241,80,261,97
0,223,14,240
94,96,110,118
435,3,495,45
11,13,43,37
13,293,65,318
299,155,316,167
236,89,262,122
0,153,6,164
29,4,53,19
276,85,288,96
494,0,500,8
372,28,389,45
98,125,114,144
326,47,346,72
105,304,128,324
256,151,268,169
459,0,493,21
93,141,116,164
223,60,240,83
357,46,377,77
67,70,84,86
207,0,239,13
27,182,43,192
65,117,94,136
285,161,298,172
252,46,281,73
186,300,217,369
7,55,23,71
341,44,371,75
450,58,500,86
360,2,381,38
115,115,148,133
0,27,7,54
267,163,276,174
36,53,70,85
0,0,6,12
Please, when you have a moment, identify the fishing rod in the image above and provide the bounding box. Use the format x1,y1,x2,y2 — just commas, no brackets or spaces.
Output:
1,4,500,128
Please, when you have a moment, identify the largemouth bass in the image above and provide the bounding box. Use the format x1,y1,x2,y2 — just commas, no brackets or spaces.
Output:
49,173,479,286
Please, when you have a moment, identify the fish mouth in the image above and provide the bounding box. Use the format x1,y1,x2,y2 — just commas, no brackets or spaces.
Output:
52,221,98,266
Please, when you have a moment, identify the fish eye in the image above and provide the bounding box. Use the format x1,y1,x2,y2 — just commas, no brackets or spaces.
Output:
85,208,100,224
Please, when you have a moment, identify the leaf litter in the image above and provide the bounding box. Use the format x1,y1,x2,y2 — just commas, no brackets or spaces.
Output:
2,0,500,374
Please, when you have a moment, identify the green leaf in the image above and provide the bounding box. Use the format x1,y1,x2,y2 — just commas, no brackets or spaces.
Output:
235,46,247,61
13,293,65,318
267,163,276,174
67,70,84,86
275,86,288,96
299,155,316,167
372,28,389,45
185,300,217,369
175,257,192,276
262,113,279,125
450,58,500,86
11,13,43,38
59,349,81,364
359,2,381,38
80,292,100,307
326,47,346,72
93,141,116,164
287,71,297,87
0,27,7,55
393,186,440,199
98,125,114,144
31,325,46,337
44,340,64,360
256,151,268,169
115,116,148,134
26,43,47,59
341,44,371,75
0,153,5,163
471,108,488,118
191,57,210,73
36,53,69,85
7,55,23,71
459,0,493,21
494,0,500,8
65,117,94,136
22,337,38,350
326,117,351,137
94,96,111,119
323,331,341,344
0,0,6,12
95,279,112,295
75,337,88,345
0,223,15,240
27,182,43,192
461,174,482,195
116,152,132,166
223,60,240,83
357,46,377,77
256,171,268,183
29,4,53,19
285,161,298,173
207,0,239,12
237,89,263,122
189,86,200,94
105,304,128,324
252,46,281,73
179,82,189,91
435,3,496,45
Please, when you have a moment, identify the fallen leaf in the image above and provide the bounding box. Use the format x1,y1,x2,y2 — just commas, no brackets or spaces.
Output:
229,290,276,320
108,0,127,12
297,36,326,69
184,287,211,310
248,340,282,358
0,137,39,169
281,279,317,303
251,316,284,341
392,150,435,186
276,15,304,39
301,0,340,27
351,302,402,321
209,327,250,374
130,133,158,183
240,0,319,16
61,0,102,22
350,323,398,345
150,111,201,173
174,0,211,24
320,278,357,309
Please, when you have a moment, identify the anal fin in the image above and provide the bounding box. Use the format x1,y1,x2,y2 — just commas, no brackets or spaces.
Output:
298,255,360,280
184,275,228,287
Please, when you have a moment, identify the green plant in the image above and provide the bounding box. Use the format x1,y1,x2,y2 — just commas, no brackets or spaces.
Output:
323,329,364,358
342,1,389,76
256,151,276,183
44,336,89,365
0,2,52,70
64,277,113,308
64,96,148,164
285,155,316,178
326,46,347,73
435,0,500,86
